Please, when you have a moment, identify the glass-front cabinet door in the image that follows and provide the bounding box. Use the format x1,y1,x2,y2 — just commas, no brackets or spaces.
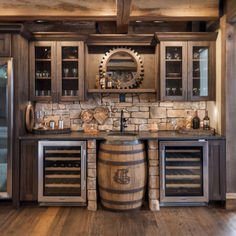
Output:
30,41,84,102
160,42,187,101
57,42,84,101
30,42,57,101
188,42,215,101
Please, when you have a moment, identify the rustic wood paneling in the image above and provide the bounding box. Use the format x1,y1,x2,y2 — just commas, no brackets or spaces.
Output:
131,0,219,21
20,140,38,201
226,0,236,22
11,34,29,207
208,140,226,201
220,16,226,136
226,22,236,194
0,0,218,21
0,34,11,56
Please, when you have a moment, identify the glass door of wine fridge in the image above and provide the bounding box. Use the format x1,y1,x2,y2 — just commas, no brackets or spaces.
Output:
160,141,208,205
38,141,86,205
0,58,13,199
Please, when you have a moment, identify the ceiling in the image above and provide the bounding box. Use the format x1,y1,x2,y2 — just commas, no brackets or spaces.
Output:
0,0,220,33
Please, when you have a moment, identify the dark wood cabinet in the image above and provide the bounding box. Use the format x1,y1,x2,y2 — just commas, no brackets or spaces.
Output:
156,32,217,101
0,34,11,56
160,41,188,100
208,139,226,201
20,140,38,201
29,41,84,102
187,41,216,101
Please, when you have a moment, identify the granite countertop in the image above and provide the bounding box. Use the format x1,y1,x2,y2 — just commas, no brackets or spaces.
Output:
19,130,225,141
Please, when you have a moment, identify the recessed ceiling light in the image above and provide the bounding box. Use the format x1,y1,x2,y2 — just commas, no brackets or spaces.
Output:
34,20,48,24
153,20,164,23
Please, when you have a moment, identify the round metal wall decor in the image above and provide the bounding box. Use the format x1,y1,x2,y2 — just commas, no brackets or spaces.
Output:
99,47,144,89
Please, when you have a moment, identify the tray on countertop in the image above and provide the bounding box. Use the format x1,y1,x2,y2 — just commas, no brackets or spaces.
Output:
32,127,71,135
178,128,215,136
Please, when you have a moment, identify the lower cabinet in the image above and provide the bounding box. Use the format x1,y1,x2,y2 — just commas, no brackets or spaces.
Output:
20,140,38,201
208,139,226,201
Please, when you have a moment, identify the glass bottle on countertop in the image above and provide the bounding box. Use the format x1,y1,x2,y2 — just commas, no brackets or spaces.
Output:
192,110,200,129
203,110,210,130
59,116,64,130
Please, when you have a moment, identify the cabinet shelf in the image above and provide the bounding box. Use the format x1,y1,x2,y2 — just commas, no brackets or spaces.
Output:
36,77,51,80
35,59,51,62
192,59,208,61
165,59,182,62
62,77,79,80
87,88,156,93
35,96,51,98
166,77,182,79
62,59,78,61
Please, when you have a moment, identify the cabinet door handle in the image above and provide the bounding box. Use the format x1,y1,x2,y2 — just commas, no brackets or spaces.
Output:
162,150,165,190
82,149,86,191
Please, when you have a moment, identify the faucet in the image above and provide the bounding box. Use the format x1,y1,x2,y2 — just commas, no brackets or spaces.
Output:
120,110,127,132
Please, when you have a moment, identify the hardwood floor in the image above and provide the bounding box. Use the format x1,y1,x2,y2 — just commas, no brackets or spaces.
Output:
0,205,236,236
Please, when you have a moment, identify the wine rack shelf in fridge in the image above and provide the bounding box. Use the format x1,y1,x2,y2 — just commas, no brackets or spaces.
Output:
38,141,86,205
160,140,208,205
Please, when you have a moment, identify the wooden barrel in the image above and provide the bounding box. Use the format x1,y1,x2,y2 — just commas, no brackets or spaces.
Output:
98,140,147,211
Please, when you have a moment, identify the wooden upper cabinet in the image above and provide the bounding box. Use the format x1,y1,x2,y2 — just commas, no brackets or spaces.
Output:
30,41,56,102
156,32,217,101
57,42,84,101
188,41,216,101
160,41,188,101
0,34,11,57
30,41,85,102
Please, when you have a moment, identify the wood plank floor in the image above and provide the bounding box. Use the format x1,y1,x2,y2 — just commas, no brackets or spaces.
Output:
0,205,236,236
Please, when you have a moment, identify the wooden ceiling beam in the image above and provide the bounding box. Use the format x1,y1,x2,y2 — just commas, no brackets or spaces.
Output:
116,0,132,33
0,16,116,22
130,7,219,22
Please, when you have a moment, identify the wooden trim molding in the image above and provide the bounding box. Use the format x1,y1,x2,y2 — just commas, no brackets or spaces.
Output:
154,32,218,44
0,23,32,40
226,193,236,199
86,34,154,45
226,193,236,210
31,32,88,41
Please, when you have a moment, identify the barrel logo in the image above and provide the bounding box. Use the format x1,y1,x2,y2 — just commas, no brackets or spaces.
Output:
113,169,130,185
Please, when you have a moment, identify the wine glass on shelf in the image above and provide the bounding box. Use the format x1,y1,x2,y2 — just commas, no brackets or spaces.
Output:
63,68,69,77
72,68,78,77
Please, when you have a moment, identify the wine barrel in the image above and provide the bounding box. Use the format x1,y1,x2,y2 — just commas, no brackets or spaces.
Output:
98,140,147,211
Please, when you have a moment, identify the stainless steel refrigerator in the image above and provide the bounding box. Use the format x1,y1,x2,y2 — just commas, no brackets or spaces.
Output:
0,58,13,199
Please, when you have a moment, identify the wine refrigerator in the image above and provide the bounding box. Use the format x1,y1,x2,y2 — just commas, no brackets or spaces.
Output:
160,140,208,205
0,58,13,199
38,141,86,206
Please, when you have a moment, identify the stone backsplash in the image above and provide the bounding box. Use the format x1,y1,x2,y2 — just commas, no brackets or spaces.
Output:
35,93,207,131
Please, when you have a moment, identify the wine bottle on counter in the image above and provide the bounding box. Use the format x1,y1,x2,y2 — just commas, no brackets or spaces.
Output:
192,110,200,129
203,109,210,130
